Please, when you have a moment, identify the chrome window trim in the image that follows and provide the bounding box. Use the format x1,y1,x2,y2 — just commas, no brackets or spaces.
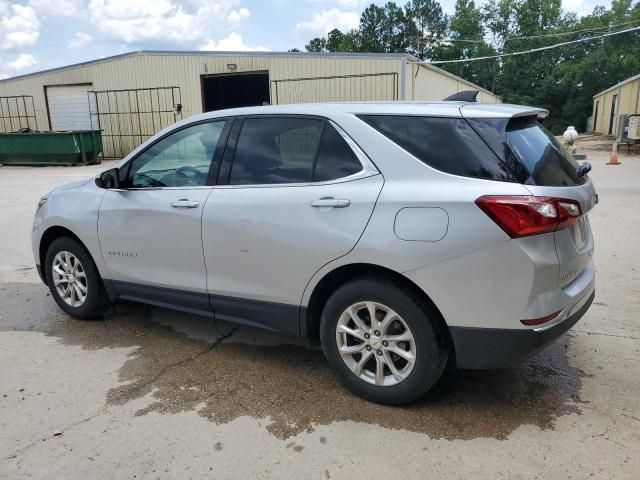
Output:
108,185,215,192
213,171,381,190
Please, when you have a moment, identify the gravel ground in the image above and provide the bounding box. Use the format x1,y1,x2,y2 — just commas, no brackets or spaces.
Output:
0,136,639,479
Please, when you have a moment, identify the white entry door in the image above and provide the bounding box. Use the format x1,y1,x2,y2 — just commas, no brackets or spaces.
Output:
46,84,96,130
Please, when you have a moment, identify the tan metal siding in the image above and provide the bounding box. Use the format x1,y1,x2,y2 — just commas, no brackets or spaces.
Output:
0,53,406,128
0,52,500,158
592,77,640,135
408,64,501,104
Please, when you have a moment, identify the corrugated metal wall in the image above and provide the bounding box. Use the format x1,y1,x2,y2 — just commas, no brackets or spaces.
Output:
409,63,500,104
271,72,399,104
0,53,408,129
0,51,502,157
592,77,640,136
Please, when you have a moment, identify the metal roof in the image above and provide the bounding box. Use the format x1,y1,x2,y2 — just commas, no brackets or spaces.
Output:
593,73,640,98
0,50,417,84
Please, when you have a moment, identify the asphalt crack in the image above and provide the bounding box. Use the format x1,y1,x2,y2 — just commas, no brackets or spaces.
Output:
111,326,239,401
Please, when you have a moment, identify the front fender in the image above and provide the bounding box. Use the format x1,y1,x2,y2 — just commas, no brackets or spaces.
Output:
32,182,107,277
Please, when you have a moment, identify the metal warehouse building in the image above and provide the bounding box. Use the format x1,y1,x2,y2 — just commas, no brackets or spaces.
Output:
591,73,640,136
0,50,500,159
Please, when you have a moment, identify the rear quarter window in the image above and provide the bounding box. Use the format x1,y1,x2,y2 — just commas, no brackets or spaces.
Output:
358,115,516,182
313,124,362,182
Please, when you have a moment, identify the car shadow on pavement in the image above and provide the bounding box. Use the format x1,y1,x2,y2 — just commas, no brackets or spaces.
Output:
2,282,590,441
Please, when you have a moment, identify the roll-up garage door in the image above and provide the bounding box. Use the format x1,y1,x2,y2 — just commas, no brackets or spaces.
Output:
46,84,96,130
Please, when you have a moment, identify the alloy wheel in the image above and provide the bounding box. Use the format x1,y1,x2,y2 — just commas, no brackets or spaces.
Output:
52,251,88,308
335,301,416,386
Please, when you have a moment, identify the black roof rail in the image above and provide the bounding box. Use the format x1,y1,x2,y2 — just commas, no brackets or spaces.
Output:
443,90,479,102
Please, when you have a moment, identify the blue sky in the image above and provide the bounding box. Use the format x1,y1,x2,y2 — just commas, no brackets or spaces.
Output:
0,0,607,80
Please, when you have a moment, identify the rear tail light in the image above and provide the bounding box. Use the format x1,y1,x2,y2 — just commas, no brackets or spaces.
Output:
475,196,582,238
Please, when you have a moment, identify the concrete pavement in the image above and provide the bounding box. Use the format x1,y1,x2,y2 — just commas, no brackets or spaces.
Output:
1,142,639,479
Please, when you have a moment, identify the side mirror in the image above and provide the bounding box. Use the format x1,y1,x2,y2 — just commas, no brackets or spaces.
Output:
96,168,120,189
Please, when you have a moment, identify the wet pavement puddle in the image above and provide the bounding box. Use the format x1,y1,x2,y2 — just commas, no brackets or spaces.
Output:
1,283,589,440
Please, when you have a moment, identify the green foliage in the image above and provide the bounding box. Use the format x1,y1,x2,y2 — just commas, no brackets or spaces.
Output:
298,0,640,133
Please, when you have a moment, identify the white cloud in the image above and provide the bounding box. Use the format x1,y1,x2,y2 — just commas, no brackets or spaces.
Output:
339,0,366,5
87,0,241,44
28,0,83,17
0,52,38,78
7,52,37,70
562,0,590,15
199,32,269,51
306,0,366,5
0,2,40,51
68,31,93,48
295,8,360,38
227,7,249,24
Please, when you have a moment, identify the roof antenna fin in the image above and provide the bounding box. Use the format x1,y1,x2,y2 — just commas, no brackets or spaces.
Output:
443,90,479,102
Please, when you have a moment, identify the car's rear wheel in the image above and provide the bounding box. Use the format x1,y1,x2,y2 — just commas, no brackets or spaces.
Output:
45,237,110,319
320,277,448,405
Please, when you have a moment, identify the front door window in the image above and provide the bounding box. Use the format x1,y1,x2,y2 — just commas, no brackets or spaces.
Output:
128,121,225,188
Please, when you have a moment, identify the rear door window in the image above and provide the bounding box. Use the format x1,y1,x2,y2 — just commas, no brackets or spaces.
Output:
229,118,322,185
359,115,516,182
228,117,363,185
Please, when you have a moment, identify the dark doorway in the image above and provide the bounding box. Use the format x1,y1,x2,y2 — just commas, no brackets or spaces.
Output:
201,72,270,112
608,94,618,135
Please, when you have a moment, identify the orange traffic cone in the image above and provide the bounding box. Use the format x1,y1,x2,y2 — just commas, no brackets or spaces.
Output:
607,142,621,165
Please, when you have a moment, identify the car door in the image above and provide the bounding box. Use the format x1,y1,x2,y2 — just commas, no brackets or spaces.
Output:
201,116,383,334
98,119,229,315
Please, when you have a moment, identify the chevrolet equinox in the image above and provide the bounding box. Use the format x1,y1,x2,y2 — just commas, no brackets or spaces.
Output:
32,102,597,404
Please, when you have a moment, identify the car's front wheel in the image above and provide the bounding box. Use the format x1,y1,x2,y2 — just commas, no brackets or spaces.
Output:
45,236,110,319
320,277,448,405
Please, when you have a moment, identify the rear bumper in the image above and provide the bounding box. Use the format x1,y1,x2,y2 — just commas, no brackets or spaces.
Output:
450,290,594,369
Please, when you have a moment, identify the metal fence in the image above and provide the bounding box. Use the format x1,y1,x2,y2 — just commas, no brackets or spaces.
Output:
88,87,182,160
270,72,399,105
0,95,38,133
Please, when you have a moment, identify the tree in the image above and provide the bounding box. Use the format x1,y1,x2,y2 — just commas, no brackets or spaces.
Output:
382,2,413,52
404,0,448,58
305,37,327,52
433,0,496,89
326,29,346,52
359,4,388,52
299,0,640,133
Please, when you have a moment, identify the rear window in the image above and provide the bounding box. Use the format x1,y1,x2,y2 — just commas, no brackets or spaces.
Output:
358,115,516,182
467,117,586,186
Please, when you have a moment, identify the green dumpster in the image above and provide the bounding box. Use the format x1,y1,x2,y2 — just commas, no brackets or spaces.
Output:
0,130,103,166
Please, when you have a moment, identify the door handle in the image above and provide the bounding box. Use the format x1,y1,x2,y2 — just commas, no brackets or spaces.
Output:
170,199,199,209
310,198,350,208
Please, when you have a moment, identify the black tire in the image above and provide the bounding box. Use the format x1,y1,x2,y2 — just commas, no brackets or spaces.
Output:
44,236,110,319
320,276,448,405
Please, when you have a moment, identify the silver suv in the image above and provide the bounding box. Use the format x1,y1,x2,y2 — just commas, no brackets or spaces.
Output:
32,102,596,404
